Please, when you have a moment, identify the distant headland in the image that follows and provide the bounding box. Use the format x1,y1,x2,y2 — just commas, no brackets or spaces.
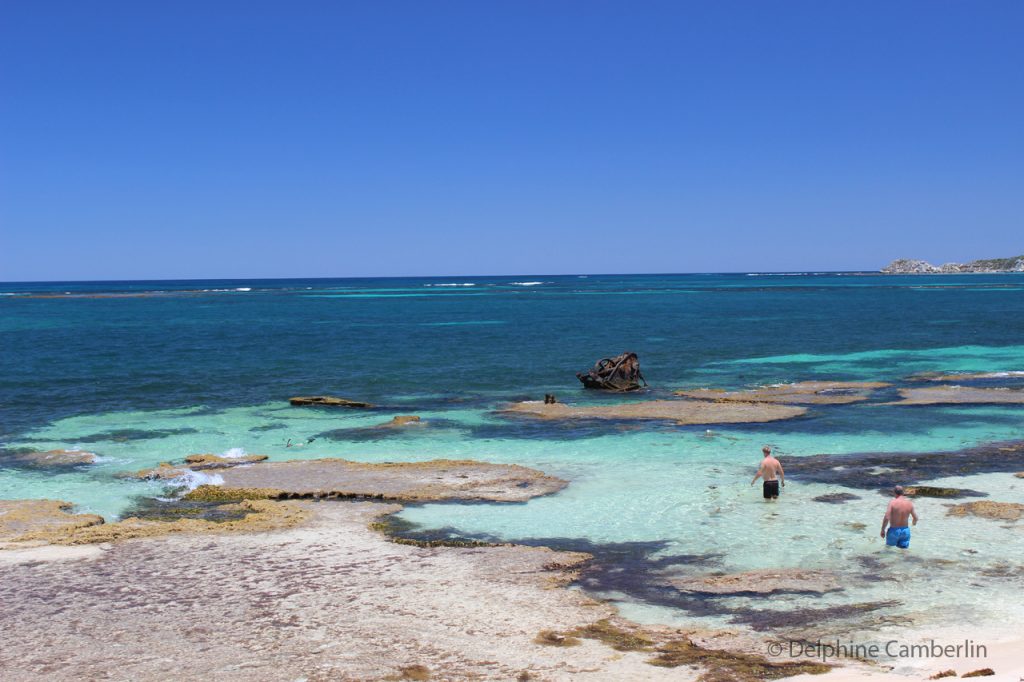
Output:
882,255,1024,274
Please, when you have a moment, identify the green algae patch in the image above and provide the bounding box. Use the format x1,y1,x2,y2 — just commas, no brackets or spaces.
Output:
905,486,984,499
367,517,498,549
12,499,310,545
568,619,655,651
534,630,581,647
947,501,1024,521
648,639,831,680
0,499,105,542
184,484,285,502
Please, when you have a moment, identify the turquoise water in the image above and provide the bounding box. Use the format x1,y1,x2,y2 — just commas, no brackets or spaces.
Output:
3,273,1024,644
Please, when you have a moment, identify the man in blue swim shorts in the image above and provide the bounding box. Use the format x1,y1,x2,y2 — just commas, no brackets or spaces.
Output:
880,485,918,549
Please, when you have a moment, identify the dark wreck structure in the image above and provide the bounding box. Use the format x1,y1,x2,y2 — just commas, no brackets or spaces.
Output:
576,352,647,391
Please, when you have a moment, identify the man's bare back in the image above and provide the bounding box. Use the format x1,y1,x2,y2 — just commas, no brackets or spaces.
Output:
750,446,785,500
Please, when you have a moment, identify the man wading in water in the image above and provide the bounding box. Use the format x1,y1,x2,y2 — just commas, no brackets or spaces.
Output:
751,446,785,500
880,485,918,549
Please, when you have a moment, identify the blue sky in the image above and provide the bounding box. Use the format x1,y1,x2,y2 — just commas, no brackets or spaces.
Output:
1,1,1021,280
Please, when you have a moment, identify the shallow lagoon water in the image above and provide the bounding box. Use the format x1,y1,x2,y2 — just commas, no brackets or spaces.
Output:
2,273,1024,644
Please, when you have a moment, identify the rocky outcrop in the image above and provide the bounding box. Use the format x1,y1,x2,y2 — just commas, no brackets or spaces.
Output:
132,454,268,479
183,453,269,469
7,499,309,545
947,501,1024,521
3,449,98,468
186,458,569,503
676,381,888,405
577,352,647,391
883,255,1024,274
289,396,374,408
506,399,806,425
380,415,423,427
0,500,105,543
667,568,841,595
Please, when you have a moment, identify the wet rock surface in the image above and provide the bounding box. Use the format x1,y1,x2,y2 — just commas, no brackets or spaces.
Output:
192,458,569,503
183,453,269,469
505,399,807,425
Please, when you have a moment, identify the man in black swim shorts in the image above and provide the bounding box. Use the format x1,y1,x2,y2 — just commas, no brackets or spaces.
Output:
751,446,785,500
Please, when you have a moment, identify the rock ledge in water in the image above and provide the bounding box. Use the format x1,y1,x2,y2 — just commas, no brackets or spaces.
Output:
5,449,98,468
506,399,806,425
888,386,1024,406
289,396,374,408
0,500,105,543
675,381,888,405
186,458,568,503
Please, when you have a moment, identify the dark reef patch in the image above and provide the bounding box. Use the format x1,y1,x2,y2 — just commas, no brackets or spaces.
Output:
730,600,901,631
72,427,200,443
249,423,287,432
812,493,861,504
119,496,250,523
788,440,1024,490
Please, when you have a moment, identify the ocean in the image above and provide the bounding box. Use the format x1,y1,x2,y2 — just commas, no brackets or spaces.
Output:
3,272,1024,648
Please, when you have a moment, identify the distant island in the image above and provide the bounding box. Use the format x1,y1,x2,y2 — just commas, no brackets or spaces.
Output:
882,255,1024,274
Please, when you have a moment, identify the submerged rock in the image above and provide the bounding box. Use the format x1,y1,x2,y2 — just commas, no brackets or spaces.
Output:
289,396,374,408
505,399,806,425
903,485,986,499
667,568,841,595
947,501,1024,522
381,415,423,427
676,381,889,405
812,492,861,504
3,449,98,468
0,500,105,543
576,352,647,391
186,458,568,503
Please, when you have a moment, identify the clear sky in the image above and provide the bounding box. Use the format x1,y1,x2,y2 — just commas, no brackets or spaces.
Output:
1,1,1021,280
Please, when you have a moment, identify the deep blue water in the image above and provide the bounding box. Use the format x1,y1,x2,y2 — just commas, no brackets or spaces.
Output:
3,272,1024,441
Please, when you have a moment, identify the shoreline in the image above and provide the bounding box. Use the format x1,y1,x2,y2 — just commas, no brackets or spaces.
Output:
4,458,1023,680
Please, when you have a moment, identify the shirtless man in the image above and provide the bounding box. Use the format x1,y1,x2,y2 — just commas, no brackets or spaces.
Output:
750,446,785,500
880,485,918,549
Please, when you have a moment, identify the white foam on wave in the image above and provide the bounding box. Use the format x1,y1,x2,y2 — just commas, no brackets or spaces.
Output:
509,281,547,286
424,283,476,287
177,470,225,491
235,287,252,292
220,447,247,459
